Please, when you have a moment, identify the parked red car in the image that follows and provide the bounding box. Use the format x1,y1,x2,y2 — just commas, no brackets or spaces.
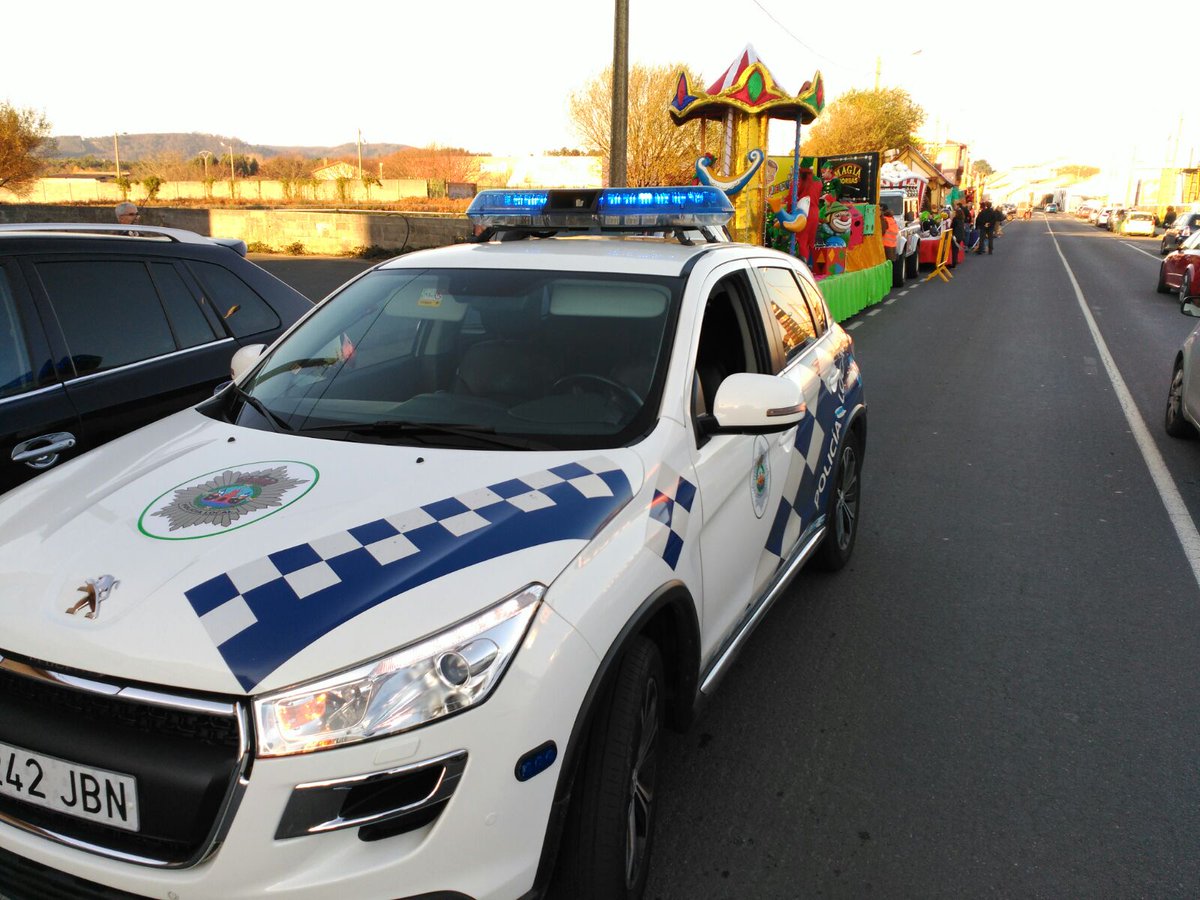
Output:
1158,229,1200,296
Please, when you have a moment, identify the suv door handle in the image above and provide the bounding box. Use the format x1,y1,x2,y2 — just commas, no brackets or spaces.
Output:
12,432,77,469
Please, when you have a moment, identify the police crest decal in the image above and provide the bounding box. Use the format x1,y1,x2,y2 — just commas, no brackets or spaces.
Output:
139,462,318,539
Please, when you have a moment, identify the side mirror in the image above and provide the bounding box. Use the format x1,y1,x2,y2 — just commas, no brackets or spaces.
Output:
1182,296,1200,318
710,373,806,432
230,343,267,382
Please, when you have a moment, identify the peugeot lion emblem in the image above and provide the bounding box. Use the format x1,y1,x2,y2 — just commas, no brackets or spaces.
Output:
66,575,120,620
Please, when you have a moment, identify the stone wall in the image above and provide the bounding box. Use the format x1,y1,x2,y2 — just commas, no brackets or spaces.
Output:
0,205,471,255
2,177,430,205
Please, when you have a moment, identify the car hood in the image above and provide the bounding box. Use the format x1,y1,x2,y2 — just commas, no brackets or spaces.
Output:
0,410,642,695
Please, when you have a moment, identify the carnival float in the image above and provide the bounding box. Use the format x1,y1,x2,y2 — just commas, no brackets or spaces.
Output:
670,45,892,321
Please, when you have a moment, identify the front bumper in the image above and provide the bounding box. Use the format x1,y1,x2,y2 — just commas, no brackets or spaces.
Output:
0,605,596,900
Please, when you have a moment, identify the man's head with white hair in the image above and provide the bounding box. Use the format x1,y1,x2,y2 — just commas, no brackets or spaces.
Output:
115,201,139,225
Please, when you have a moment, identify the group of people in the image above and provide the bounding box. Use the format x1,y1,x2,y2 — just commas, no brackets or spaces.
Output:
878,199,1007,268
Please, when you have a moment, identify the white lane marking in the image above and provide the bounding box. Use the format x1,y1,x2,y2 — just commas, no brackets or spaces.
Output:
1121,241,1161,261
846,322,862,330
1049,229,1200,589
898,290,909,297
867,309,882,317
884,298,898,305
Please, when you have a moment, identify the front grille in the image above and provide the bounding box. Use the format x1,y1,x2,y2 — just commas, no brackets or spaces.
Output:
0,653,249,868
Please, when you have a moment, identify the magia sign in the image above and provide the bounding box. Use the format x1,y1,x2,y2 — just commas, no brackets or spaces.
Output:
817,152,880,204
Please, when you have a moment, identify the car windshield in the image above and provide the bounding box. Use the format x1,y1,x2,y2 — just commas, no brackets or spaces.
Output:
223,266,681,449
1181,230,1200,251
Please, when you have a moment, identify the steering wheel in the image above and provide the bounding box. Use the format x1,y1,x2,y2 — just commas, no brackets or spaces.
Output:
552,373,643,413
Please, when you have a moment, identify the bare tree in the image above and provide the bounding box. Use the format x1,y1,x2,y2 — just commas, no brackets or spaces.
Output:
382,145,479,183
569,63,703,187
0,104,54,195
132,152,194,183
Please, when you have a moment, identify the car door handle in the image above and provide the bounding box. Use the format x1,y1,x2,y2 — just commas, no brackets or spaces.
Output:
12,432,77,468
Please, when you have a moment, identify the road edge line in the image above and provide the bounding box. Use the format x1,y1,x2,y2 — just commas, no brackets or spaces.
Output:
1049,228,1200,588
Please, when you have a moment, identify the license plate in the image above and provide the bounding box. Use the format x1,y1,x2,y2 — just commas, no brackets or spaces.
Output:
0,739,139,832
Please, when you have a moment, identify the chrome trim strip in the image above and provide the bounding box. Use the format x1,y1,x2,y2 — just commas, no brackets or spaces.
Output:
0,656,238,717
116,686,238,717
0,383,68,407
699,522,826,696
766,402,806,417
62,338,235,387
278,750,468,838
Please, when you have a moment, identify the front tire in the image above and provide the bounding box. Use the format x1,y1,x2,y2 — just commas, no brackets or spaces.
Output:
814,427,863,571
551,637,664,900
1157,263,1171,294
1166,360,1195,439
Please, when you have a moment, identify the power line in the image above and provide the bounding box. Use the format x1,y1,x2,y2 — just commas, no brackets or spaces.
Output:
747,0,845,69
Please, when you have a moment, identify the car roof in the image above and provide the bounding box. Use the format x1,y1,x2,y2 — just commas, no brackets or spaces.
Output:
376,234,776,278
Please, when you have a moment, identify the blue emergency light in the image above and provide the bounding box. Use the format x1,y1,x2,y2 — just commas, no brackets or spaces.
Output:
466,187,734,230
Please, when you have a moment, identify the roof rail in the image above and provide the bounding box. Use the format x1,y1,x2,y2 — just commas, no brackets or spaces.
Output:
0,223,247,255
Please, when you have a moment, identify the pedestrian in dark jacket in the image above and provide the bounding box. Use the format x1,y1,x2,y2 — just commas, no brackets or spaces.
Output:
976,201,1001,255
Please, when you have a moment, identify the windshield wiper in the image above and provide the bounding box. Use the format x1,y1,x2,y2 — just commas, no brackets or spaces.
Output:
303,419,552,450
228,382,295,433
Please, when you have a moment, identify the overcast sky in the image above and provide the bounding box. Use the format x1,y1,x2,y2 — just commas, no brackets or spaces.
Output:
4,0,1196,175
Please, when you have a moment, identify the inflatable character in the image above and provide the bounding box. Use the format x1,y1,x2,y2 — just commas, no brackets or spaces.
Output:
775,167,823,265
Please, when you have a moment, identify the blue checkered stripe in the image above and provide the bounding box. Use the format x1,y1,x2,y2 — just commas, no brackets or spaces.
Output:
185,457,631,691
644,467,697,570
763,365,845,565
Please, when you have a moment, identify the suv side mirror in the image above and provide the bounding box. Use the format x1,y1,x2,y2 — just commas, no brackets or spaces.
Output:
709,373,807,433
230,343,267,381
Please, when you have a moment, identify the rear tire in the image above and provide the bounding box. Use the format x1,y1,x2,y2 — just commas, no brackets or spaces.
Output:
1166,360,1196,439
551,637,664,900
814,427,863,571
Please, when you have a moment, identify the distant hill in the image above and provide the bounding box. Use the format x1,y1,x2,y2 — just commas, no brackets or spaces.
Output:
46,133,417,161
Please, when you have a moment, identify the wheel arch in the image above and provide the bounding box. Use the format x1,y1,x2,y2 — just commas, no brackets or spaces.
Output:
523,582,700,898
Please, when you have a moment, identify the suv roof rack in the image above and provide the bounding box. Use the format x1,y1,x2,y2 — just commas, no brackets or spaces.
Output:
0,224,248,256
466,187,734,246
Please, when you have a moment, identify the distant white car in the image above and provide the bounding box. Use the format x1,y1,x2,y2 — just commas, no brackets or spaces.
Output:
1122,211,1156,237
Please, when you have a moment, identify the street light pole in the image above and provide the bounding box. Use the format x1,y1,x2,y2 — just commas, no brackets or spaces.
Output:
224,143,236,197
609,0,629,187
114,133,121,181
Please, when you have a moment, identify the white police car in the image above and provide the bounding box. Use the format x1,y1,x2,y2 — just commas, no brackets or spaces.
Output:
0,187,865,899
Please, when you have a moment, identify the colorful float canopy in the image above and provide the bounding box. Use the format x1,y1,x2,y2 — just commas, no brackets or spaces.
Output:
670,44,824,125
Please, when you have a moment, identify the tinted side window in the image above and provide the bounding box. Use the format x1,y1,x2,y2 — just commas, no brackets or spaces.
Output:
0,267,35,399
150,263,217,349
759,266,816,364
36,260,175,376
794,271,829,335
188,261,280,337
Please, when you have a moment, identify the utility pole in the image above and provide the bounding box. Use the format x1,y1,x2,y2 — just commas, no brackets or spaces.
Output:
113,133,121,181
357,129,363,180
609,0,629,188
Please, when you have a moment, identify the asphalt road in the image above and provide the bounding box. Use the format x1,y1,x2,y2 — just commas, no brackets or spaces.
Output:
256,226,1200,898
640,216,1200,899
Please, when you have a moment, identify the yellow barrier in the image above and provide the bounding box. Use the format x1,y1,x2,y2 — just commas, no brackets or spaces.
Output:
924,230,954,283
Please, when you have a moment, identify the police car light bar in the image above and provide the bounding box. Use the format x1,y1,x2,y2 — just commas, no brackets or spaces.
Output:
467,187,734,230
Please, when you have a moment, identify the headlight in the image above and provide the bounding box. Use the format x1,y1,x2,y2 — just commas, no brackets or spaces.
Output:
254,583,545,757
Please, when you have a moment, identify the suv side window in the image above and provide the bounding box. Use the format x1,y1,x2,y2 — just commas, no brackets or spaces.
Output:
150,262,218,349
188,261,281,338
0,267,34,399
35,260,176,376
692,270,769,422
759,266,817,365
